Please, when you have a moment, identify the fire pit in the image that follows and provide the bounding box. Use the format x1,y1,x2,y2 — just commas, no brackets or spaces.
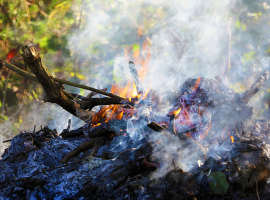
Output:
1,46,270,199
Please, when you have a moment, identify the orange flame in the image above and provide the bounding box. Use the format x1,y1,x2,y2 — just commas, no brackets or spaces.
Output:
193,77,201,91
230,135,234,143
115,111,123,120
173,107,181,117
91,38,151,127
92,106,108,125
131,82,138,98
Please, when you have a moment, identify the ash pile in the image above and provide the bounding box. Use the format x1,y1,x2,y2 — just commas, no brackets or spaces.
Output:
1,72,270,200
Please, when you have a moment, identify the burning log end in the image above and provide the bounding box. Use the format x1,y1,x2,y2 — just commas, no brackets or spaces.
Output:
128,61,144,94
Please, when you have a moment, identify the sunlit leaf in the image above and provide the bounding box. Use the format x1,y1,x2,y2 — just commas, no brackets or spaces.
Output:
70,72,86,80
48,1,72,22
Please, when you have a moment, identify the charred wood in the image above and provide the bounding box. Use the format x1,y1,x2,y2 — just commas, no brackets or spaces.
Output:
147,121,167,132
129,61,144,94
60,127,84,139
87,119,127,138
236,71,269,105
60,136,109,164
80,97,126,110
19,45,95,121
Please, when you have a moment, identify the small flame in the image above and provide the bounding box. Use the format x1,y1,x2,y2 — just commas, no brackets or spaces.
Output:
131,82,138,98
92,107,108,125
91,38,151,128
173,107,181,117
115,111,123,120
230,135,234,143
193,77,201,91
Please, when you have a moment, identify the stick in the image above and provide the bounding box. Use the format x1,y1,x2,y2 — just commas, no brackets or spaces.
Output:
3,61,125,100
80,97,132,110
128,61,144,94
147,121,166,132
60,136,107,164
20,45,95,120
237,71,269,105
87,119,127,138
3,61,75,99
3,139,12,143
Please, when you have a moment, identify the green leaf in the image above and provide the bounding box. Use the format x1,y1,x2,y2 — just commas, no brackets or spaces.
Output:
208,172,229,195
132,44,140,52
0,100,2,108
48,1,72,22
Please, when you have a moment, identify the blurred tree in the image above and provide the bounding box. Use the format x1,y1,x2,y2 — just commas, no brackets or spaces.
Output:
0,0,81,137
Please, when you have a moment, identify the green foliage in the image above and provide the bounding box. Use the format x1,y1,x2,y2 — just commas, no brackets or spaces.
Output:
208,172,229,195
0,0,81,135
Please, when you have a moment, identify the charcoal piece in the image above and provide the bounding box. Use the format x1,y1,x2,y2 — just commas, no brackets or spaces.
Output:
148,121,167,132
232,143,263,154
60,127,84,139
29,186,47,200
0,174,5,183
87,119,127,138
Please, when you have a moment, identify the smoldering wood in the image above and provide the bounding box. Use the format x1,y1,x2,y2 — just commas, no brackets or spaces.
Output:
169,114,176,134
60,136,108,164
87,119,127,138
236,71,269,105
60,127,84,139
147,121,167,132
80,97,126,110
128,61,144,94
3,52,270,199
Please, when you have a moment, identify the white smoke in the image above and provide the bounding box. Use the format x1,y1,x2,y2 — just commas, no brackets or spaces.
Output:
67,0,270,178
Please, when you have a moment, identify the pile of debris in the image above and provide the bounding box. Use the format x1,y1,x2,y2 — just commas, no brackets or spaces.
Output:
1,69,270,199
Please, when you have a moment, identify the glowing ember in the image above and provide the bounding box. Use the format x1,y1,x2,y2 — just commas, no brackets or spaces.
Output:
230,135,234,143
173,107,181,117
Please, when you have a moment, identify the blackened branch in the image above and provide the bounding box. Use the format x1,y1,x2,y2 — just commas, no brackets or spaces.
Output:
237,71,269,105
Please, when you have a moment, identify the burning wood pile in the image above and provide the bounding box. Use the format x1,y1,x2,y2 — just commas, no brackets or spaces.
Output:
1,45,270,199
